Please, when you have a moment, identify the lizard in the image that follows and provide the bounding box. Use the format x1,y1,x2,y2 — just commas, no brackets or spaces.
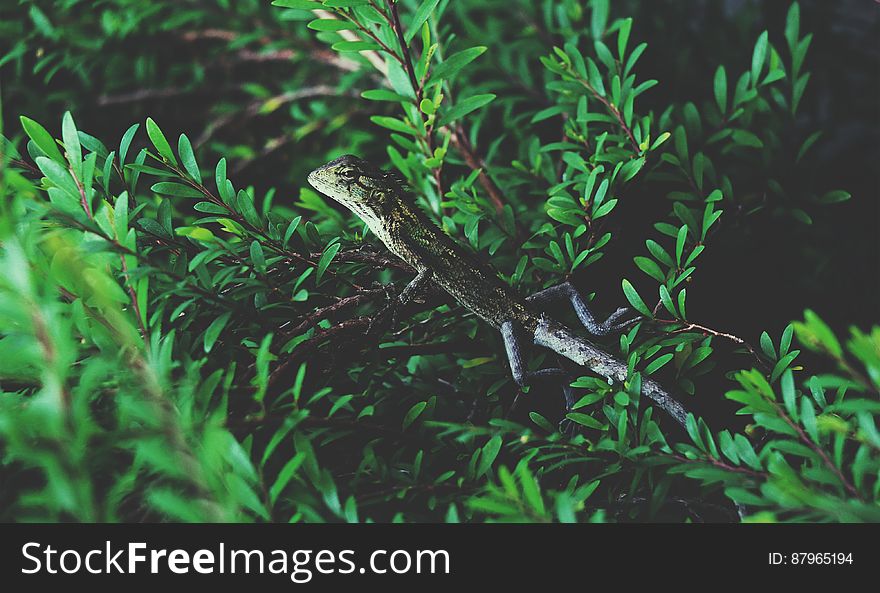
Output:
307,155,689,428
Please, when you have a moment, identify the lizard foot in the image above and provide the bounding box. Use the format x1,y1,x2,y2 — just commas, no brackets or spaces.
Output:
597,307,642,334
558,382,583,438
366,282,399,336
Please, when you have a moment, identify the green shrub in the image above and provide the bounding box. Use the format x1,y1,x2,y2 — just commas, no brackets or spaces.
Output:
0,0,876,522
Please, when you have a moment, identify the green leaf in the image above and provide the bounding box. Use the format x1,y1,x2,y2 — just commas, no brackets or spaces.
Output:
35,156,79,198
634,256,665,282
370,116,417,136
137,218,171,239
430,46,487,83
403,401,427,430
250,241,266,273
215,158,229,201
800,397,818,443
621,279,652,317
591,0,609,39
419,98,436,115
477,435,502,477
61,111,82,177
792,72,810,115
437,94,495,127
675,225,688,265
271,0,323,8
20,116,64,163
332,40,381,52
269,453,307,504
519,467,545,516
751,31,768,86
731,129,763,148
646,239,673,266
819,190,850,204
145,118,177,165
178,134,201,183
593,198,617,219
361,89,412,103
644,353,673,374
193,202,227,214
529,412,555,432
685,414,706,451
760,331,777,360
307,19,355,32
592,178,609,206
795,309,842,358
284,216,302,246
29,4,55,38
406,0,442,43
323,0,369,7
204,312,232,353
785,2,800,50
119,123,139,165
659,285,676,317
780,370,797,420
236,190,261,227
316,242,341,284
566,413,602,429
796,131,822,163
617,17,632,59
150,182,203,198
714,66,727,113
594,40,614,70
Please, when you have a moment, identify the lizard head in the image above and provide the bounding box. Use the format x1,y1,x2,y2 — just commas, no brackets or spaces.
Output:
307,155,396,229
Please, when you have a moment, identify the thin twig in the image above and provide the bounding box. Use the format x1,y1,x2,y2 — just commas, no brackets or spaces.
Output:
449,126,507,213
314,9,391,75
771,401,860,498
657,318,770,371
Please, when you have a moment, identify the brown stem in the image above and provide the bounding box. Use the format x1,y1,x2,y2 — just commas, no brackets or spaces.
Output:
320,249,413,272
267,291,445,391
771,401,860,498
281,288,386,337
386,0,422,102
669,454,766,479
450,126,506,213
571,72,640,153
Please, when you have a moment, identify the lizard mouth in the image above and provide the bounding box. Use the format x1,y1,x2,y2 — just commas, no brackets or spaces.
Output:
307,169,332,196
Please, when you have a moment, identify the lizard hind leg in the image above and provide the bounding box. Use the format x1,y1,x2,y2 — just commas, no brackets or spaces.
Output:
526,281,639,336
501,321,583,435
500,320,568,388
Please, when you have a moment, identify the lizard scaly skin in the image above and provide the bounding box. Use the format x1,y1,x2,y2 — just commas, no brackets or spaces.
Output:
308,155,688,427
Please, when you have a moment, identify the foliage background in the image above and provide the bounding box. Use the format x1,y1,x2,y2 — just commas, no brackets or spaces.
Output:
0,0,877,522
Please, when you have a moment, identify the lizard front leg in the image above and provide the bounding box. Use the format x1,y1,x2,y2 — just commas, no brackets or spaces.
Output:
526,281,638,336
368,269,433,334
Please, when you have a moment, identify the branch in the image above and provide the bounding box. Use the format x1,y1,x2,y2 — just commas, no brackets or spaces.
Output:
280,288,386,337
449,126,507,214
657,318,770,372
571,75,640,153
534,316,690,427
771,400,860,498
267,288,447,393
195,85,345,146
314,9,391,76
386,0,422,102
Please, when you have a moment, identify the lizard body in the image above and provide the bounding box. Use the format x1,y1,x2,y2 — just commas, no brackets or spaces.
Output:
308,155,688,427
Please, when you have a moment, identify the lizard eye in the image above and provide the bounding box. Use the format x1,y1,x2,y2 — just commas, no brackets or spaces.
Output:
339,167,357,179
